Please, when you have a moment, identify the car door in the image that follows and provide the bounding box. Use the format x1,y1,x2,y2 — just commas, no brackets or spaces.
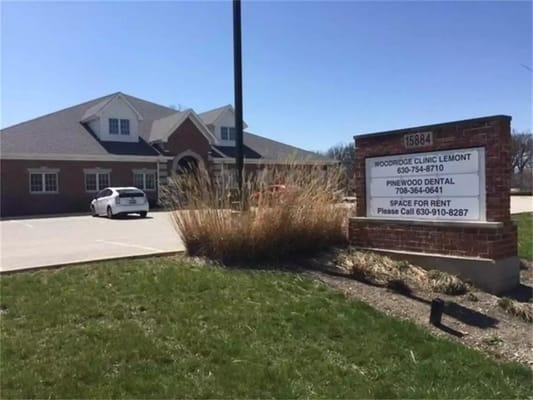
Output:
99,189,113,214
94,189,107,215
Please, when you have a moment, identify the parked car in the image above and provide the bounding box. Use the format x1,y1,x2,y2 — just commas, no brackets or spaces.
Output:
90,187,149,218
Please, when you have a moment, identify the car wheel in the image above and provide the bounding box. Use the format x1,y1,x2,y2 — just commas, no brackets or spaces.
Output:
90,205,97,217
106,206,114,219
139,211,147,218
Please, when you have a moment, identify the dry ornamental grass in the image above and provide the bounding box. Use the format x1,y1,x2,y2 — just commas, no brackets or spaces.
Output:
498,297,533,323
161,162,348,264
335,249,469,295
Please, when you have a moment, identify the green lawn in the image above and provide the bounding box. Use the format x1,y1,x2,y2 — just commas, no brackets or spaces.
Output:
1,257,531,399
513,212,533,260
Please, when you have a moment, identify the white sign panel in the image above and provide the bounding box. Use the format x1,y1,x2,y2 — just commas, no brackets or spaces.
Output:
366,147,486,221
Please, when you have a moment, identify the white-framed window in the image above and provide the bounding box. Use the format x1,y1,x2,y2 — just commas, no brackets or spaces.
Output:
133,169,156,191
120,119,130,135
28,168,59,194
221,126,236,141
84,169,111,192
109,118,119,134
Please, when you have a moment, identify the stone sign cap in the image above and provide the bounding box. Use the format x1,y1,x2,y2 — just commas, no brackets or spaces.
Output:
354,115,512,142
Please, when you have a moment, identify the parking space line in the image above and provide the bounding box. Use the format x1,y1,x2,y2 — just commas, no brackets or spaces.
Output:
95,239,164,252
6,221,35,229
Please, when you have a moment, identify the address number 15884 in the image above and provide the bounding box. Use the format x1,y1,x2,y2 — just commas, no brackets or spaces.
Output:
403,131,433,149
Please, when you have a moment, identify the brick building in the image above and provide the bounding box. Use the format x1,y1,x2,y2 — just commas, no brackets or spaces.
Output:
1,92,335,217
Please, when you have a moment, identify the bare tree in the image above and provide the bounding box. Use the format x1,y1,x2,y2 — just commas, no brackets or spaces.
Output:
322,142,356,194
325,142,355,164
511,131,533,190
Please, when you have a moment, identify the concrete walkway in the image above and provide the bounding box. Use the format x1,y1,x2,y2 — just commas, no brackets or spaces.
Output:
0,212,184,273
510,196,533,214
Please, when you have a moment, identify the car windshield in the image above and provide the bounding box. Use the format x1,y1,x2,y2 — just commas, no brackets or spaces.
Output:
117,189,144,198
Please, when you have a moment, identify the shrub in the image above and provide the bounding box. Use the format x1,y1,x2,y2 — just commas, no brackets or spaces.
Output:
161,162,348,264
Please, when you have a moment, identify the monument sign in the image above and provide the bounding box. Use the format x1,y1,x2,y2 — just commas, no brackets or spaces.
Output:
366,147,485,221
349,116,518,294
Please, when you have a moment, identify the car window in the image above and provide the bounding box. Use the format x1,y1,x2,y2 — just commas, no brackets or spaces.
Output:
104,189,113,197
117,189,144,198
96,190,105,199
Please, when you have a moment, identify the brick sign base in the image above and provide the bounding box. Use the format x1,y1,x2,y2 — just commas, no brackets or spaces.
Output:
349,116,519,294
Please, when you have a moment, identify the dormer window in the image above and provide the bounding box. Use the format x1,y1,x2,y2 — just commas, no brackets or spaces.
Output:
221,126,236,141
109,118,119,134
120,119,130,135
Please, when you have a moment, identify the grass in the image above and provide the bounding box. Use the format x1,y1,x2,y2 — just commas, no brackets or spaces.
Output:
512,212,533,260
1,257,531,399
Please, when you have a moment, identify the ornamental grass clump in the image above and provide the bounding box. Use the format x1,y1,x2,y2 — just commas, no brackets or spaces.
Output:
498,297,533,323
336,248,469,295
161,162,347,264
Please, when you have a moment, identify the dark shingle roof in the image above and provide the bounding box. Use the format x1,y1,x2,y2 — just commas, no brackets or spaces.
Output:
82,124,159,156
0,92,176,157
243,131,332,162
1,92,336,163
212,144,262,159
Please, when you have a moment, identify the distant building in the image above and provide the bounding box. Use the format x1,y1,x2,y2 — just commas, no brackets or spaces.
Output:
1,92,336,216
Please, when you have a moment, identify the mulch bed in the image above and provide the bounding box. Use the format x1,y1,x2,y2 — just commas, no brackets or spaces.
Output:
299,253,533,367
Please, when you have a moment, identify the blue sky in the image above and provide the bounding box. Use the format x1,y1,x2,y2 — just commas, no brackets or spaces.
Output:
1,1,531,151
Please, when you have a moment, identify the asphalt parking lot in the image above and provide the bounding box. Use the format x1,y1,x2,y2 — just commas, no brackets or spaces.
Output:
0,197,531,273
0,212,184,272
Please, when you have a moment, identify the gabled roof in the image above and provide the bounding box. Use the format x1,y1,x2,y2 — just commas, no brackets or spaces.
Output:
198,104,248,129
0,92,178,158
81,93,144,122
1,92,336,164
149,110,188,142
198,105,231,125
149,109,217,143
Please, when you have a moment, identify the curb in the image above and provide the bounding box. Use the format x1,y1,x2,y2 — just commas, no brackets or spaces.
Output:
0,250,184,275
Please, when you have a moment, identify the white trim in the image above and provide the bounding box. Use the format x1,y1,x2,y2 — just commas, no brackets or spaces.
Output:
157,162,161,202
81,93,144,122
132,169,157,191
28,169,59,194
84,170,111,192
83,168,112,174
2,153,167,162
207,105,248,129
171,150,206,175
116,94,144,121
27,167,60,174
